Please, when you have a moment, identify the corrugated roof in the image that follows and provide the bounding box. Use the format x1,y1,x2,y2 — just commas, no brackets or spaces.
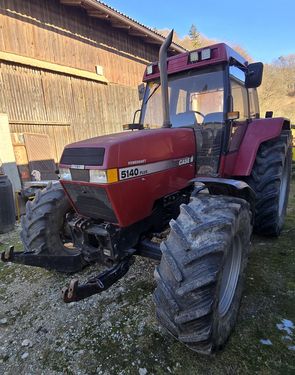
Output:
59,0,186,54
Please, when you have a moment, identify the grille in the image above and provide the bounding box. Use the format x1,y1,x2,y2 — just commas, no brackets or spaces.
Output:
64,183,117,223
70,169,90,182
60,147,105,166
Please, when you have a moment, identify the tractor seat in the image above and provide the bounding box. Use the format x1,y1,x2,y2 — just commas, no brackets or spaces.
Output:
171,111,197,127
202,112,224,124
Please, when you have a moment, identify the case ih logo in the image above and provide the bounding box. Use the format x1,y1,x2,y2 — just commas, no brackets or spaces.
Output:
179,156,194,166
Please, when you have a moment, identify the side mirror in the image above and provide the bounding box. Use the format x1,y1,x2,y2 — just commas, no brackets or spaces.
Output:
245,62,263,88
122,123,144,131
138,83,145,101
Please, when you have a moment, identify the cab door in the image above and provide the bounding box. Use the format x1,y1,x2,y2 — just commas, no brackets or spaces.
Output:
228,65,250,153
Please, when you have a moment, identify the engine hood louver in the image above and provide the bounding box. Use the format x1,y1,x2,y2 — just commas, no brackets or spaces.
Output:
60,147,105,166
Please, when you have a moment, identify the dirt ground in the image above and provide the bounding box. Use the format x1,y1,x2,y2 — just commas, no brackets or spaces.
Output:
0,180,294,375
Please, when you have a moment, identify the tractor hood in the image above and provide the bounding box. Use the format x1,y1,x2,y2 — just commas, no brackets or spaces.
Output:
59,128,195,170
59,127,196,227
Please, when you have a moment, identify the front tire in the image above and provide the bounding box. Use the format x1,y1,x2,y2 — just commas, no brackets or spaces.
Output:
153,195,251,354
21,182,79,258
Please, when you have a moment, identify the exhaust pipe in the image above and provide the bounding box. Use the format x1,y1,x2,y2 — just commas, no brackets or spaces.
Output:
159,29,173,128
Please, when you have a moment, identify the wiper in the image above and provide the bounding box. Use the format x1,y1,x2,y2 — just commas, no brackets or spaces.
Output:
144,84,160,104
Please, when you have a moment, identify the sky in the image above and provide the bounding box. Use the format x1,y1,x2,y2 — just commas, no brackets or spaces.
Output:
105,0,295,63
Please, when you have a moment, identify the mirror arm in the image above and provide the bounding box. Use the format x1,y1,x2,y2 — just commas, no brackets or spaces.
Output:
132,109,142,124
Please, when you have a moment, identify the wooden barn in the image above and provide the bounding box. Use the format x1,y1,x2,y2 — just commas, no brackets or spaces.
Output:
0,0,185,166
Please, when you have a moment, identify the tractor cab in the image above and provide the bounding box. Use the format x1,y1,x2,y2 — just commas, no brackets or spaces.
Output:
139,43,263,175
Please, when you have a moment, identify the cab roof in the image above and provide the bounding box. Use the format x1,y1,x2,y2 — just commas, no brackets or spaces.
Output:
143,43,247,82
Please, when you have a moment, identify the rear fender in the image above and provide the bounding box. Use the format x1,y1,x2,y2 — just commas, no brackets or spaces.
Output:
223,118,291,176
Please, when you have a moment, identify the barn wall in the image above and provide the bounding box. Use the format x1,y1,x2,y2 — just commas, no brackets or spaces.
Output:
0,0,161,161
0,0,160,87
0,62,140,161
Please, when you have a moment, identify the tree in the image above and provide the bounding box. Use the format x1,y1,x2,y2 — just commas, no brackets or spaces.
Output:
189,24,200,49
259,56,295,122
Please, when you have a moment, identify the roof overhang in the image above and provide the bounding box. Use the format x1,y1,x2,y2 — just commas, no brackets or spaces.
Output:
59,0,186,55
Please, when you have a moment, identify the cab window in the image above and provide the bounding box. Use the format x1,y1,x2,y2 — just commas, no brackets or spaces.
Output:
248,88,260,118
229,66,249,121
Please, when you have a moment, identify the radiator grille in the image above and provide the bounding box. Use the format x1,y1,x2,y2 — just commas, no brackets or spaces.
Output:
70,169,90,182
64,183,117,223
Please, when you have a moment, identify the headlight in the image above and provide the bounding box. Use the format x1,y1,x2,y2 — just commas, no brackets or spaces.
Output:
90,170,108,183
201,48,211,60
59,168,72,181
189,51,199,63
146,64,153,75
89,169,118,184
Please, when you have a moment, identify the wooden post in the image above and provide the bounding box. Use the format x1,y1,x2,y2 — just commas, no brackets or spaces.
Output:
0,113,22,192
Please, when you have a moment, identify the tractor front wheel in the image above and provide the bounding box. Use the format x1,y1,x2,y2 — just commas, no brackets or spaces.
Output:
153,195,251,354
21,182,81,266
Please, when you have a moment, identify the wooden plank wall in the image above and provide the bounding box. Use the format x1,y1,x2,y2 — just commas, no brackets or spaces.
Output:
0,62,140,161
0,0,160,87
0,0,163,161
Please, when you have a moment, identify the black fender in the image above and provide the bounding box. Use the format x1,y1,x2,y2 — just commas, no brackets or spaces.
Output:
191,177,255,215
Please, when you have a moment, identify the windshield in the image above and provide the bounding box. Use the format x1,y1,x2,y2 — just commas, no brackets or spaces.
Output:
141,67,225,128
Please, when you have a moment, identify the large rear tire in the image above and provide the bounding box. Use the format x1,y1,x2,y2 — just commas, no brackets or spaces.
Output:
21,182,79,257
245,131,292,236
153,195,251,354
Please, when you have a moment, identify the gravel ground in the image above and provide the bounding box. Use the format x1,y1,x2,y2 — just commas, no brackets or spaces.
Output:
0,181,294,374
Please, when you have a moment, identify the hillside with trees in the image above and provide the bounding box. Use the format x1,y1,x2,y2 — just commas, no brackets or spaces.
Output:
259,55,295,122
157,26,295,123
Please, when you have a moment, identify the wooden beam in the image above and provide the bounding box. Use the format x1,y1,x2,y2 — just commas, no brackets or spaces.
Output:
9,120,71,127
0,51,108,84
60,0,82,5
145,38,161,45
128,31,148,37
87,10,110,19
111,22,131,30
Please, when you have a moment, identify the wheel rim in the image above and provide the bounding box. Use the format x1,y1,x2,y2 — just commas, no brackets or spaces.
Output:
278,160,288,217
218,235,242,317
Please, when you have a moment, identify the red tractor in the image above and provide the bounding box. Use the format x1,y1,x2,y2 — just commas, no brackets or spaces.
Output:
2,31,292,354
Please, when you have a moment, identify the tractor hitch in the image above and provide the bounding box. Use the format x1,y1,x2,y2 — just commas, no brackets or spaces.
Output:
62,256,135,303
1,245,86,273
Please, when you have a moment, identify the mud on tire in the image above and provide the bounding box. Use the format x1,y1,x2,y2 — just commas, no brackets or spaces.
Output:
244,130,292,236
153,195,252,354
20,182,78,257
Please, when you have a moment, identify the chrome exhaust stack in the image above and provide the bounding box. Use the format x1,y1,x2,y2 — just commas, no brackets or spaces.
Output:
159,29,173,128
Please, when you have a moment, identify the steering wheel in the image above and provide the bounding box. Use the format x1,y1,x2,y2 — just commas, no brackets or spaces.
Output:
192,110,205,121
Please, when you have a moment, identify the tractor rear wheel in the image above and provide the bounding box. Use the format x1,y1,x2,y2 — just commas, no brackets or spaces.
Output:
245,131,292,236
153,195,251,354
21,182,80,263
